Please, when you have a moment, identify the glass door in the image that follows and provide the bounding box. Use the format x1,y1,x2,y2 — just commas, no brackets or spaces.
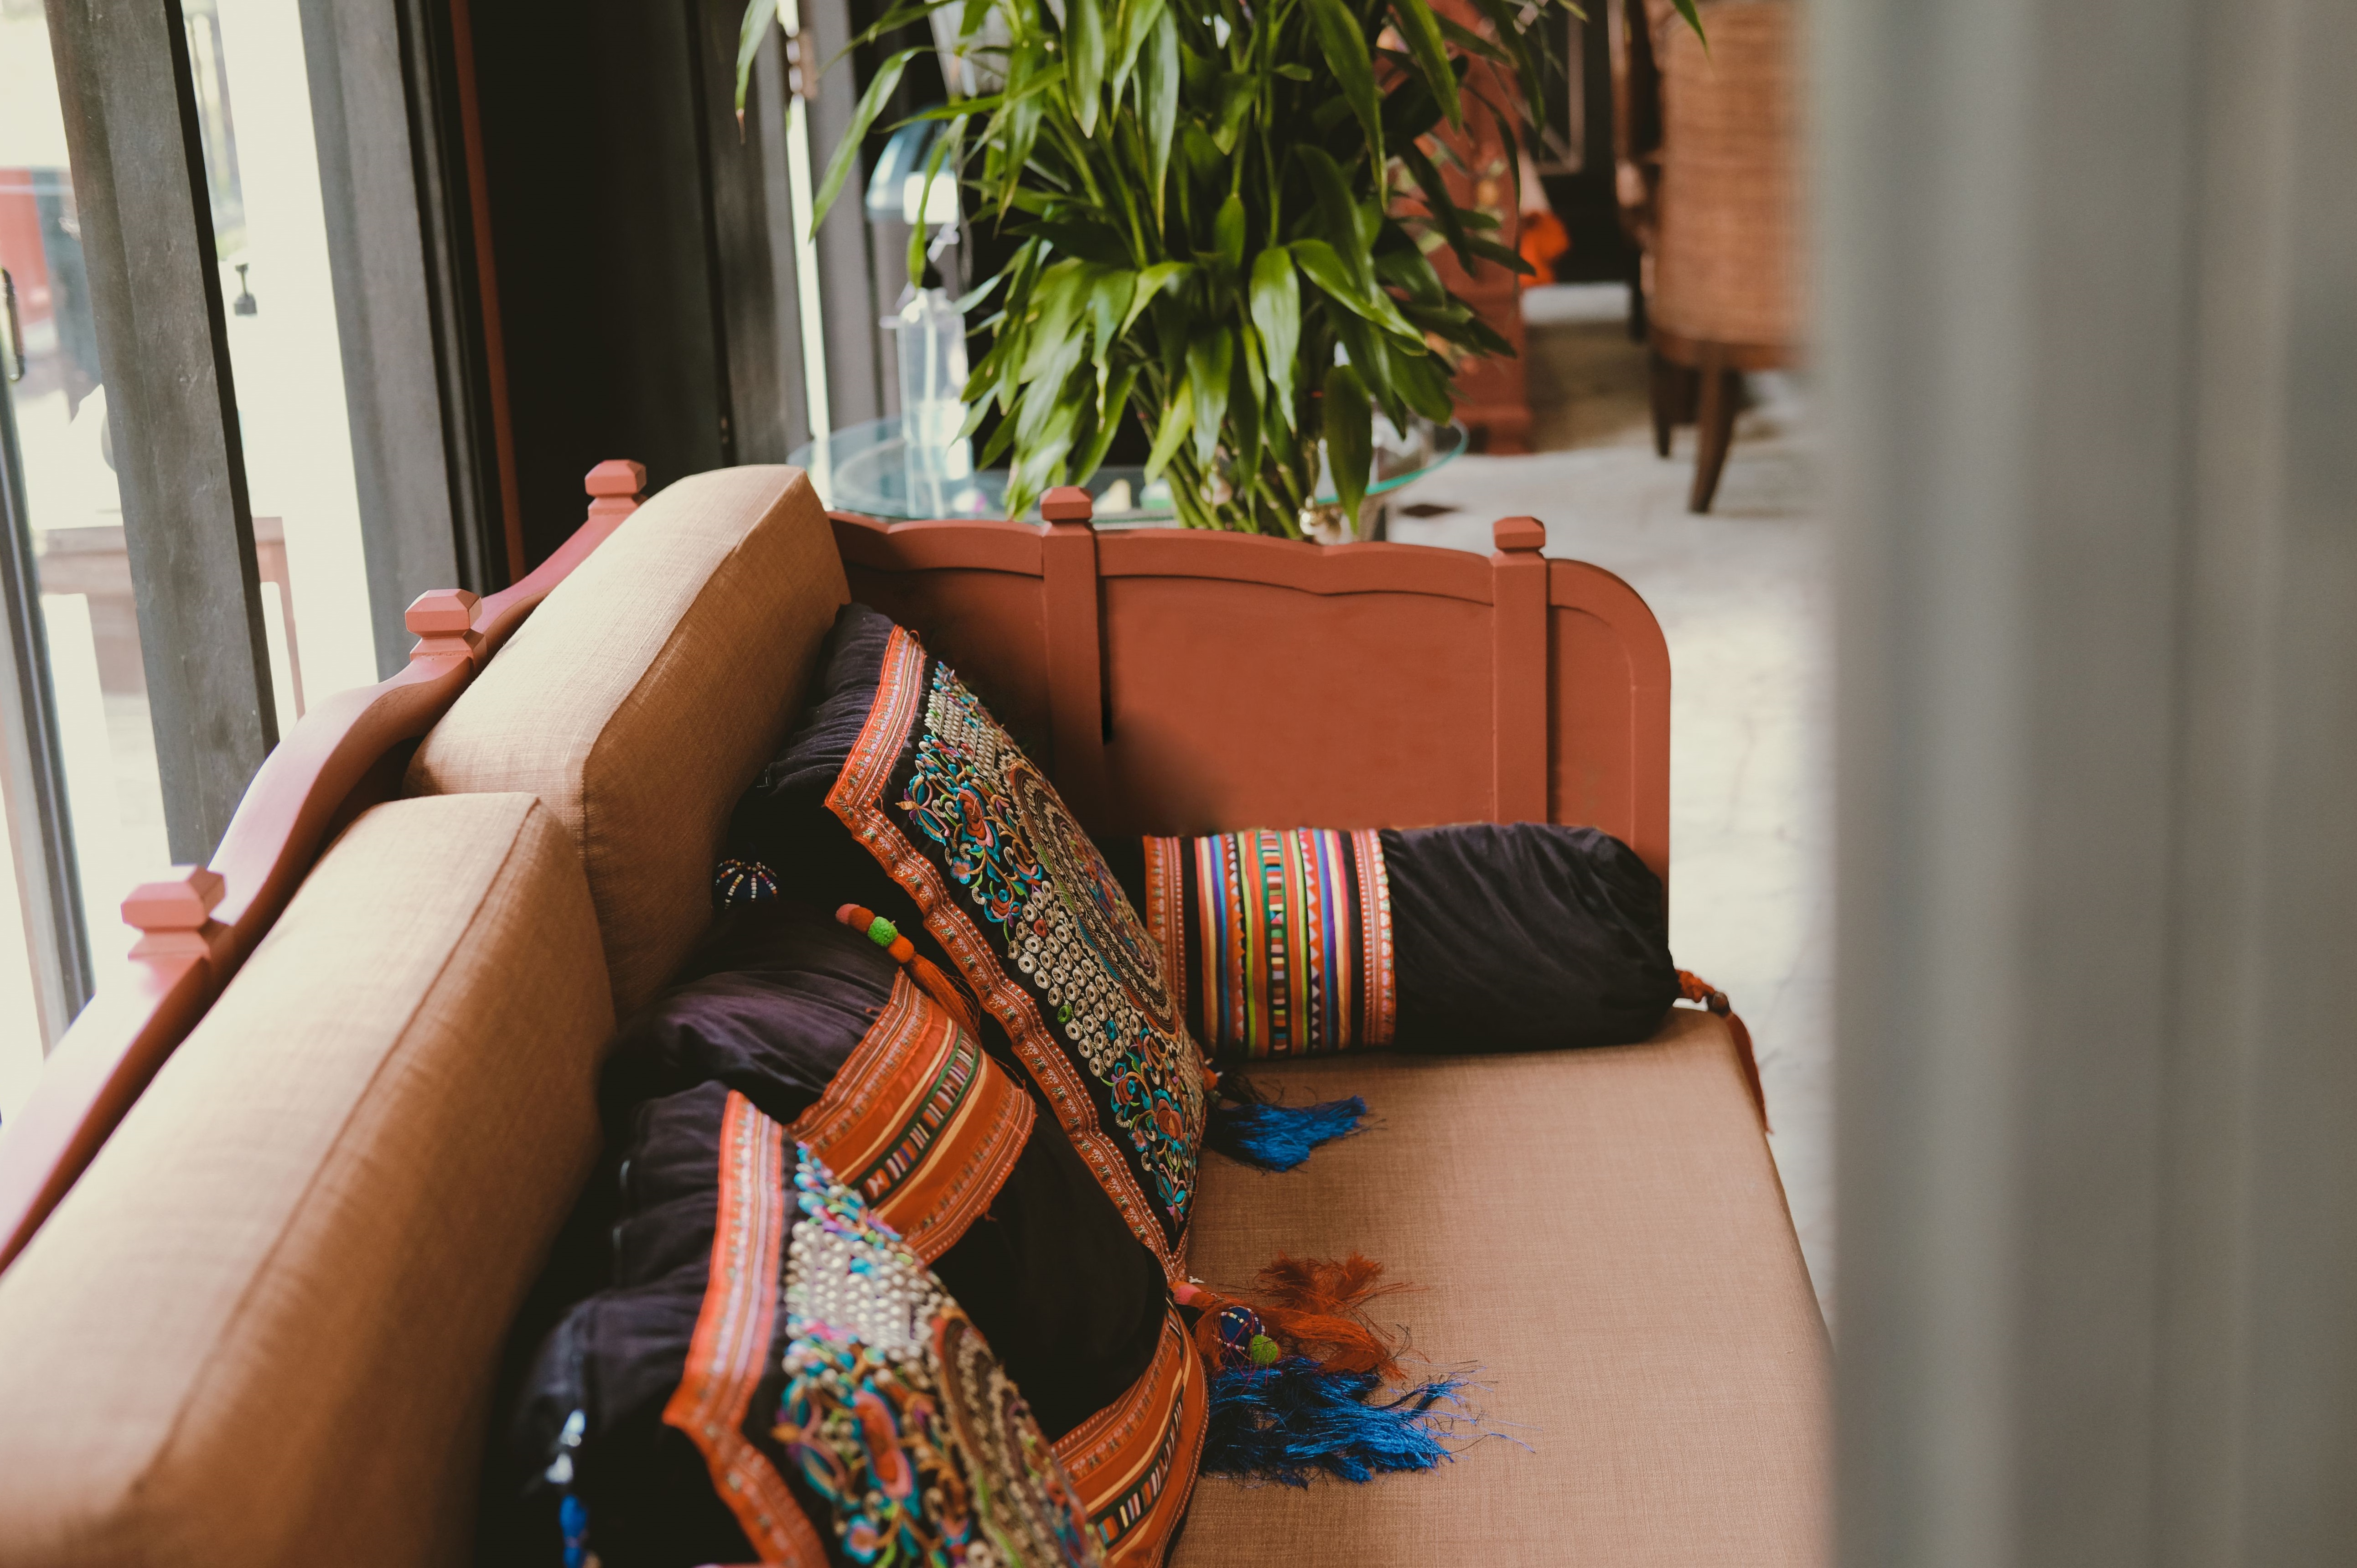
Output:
0,0,374,1117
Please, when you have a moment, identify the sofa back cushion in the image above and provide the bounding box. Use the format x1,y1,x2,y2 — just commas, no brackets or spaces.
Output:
0,792,614,1568
407,465,848,1014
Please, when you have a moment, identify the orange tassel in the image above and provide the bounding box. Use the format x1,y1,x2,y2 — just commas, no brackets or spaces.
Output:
1253,1254,1413,1380
1677,970,1769,1132
839,903,981,1038
1178,1255,1418,1381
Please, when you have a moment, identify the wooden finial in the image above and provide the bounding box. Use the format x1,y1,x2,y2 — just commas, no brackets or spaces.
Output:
1041,486,1094,524
586,459,647,524
1493,516,1546,553
405,588,484,664
122,866,226,960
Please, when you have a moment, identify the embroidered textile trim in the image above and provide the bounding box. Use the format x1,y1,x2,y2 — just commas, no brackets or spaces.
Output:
662,1092,826,1566
1146,828,1398,1059
1051,1308,1208,1563
788,969,1034,1262
778,1145,1105,1566
826,626,1205,1279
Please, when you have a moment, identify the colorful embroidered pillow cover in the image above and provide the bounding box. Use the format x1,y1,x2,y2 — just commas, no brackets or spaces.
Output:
500,908,1203,1566
1100,822,1682,1059
511,1083,1112,1567
723,604,1209,1281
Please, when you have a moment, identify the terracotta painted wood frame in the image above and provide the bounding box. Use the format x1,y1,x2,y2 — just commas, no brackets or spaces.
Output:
832,495,1669,869
0,476,1671,1277
0,461,646,1275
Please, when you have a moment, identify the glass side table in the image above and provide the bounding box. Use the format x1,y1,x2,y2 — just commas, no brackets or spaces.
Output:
789,414,1465,538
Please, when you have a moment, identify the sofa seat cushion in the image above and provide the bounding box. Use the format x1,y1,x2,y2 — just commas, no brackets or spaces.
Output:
0,793,614,1568
1173,1009,1827,1567
408,465,848,1014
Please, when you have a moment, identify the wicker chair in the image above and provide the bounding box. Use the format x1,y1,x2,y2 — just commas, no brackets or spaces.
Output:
1648,0,1800,512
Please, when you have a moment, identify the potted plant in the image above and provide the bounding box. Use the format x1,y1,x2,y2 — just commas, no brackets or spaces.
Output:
740,0,1698,535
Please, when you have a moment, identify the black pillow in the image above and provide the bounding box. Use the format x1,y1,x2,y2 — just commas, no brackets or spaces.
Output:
1100,823,1680,1059
497,906,1198,1567
508,1084,1111,1566
722,604,1211,1284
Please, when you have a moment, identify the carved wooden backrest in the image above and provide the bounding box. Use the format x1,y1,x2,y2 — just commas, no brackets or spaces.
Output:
834,491,1670,874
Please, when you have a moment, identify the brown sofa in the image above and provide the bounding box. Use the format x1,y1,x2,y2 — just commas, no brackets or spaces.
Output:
0,466,1826,1565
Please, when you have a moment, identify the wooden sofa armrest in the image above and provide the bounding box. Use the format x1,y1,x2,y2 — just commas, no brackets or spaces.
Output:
0,462,647,1275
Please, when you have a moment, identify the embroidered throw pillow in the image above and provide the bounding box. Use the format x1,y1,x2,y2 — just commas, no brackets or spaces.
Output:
497,908,1204,1567
1101,822,1681,1059
722,605,1210,1282
508,1084,1114,1567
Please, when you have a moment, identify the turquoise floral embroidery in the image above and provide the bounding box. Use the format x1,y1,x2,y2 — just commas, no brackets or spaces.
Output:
896,664,1205,1224
775,1146,1103,1566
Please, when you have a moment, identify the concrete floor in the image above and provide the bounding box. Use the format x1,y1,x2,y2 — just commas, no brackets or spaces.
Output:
1388,284,1834,1320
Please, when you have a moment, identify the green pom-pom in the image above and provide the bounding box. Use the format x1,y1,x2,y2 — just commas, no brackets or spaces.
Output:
865,915,898,947
1248,1334,1281,1367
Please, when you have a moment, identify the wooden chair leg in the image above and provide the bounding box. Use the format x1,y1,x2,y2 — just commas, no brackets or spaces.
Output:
1689,357,1741,512
1649,351,1681,457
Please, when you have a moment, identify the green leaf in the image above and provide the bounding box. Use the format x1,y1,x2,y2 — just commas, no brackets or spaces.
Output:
1669,0,1705,47
1274,62,1313,80
1302,0,1382,164
1086,265,1135,353
1123,261,1189,335
1140,10,1180,223
1465,0,1545,123
1110,0,1167,103
1387,337,1456,422
735,0,777,123
1186,330,1233,467
1328,311,1398,419
1145,384,1193,478
810,46,924,237
896,95,1007,121
1067,0,1107,135
1211,70,1257,154
1374,244,1445,307
1294,146,1372,285
1019,259,1091,380
1074,362,1143,481
1021,219,1132,265
1323,361,1372,524
1398,140,1471,266
1213,193,1246,275
1387,0,1462,129
1248,248,1301,428
847,0,952,51
1466,233,1538,277
1227,337,1262,487
905,118,966,278
1290,238,1423,342
1433,13,1513,65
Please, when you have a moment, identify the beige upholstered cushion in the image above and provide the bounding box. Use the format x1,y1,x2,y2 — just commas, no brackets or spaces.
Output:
407,465,848,1013
1176,1010,1828,1566
0,793,613,1568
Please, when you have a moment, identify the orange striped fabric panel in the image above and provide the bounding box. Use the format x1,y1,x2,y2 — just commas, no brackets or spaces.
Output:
788,969,1034,1264
1051,1307,1209,1564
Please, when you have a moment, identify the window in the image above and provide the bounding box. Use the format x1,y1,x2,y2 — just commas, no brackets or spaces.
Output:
0,0,384,1114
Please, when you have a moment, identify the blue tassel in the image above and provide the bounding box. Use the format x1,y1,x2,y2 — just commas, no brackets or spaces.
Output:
1201,1357,1474,1486
1204,1075,1369,1172
558,1493,590,1568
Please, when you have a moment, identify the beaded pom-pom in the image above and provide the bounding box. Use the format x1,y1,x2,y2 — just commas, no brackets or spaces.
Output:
713,857,780,908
